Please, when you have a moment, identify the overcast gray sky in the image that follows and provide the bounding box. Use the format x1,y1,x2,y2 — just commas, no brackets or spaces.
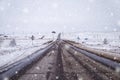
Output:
0,0,120,34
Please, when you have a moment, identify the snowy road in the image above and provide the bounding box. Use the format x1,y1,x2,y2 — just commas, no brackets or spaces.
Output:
0,35,120,80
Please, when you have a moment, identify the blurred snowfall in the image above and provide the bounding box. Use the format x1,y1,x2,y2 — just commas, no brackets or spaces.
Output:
0,0,120,33
0,0,120,67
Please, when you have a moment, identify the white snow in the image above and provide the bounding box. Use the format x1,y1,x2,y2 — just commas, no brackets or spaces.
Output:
0,32,120,68
0,45,46,67
0,34,52,68
62,32,120,54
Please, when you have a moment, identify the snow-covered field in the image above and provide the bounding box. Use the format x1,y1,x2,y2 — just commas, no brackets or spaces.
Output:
62,32,120,54
0,34,52,68
0,32,120,68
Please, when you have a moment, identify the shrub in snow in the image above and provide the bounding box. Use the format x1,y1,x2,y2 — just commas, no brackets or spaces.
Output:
103,38,108,45
31,35,35,40
9,39,16,47
77,36,80,42
84,38,88,40
0,38,4,47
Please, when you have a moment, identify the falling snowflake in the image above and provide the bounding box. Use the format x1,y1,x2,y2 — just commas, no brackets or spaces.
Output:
22,8,29,13
64,44,70,50
93,61,95,63
15,27,19,31
104,26,108,30
113,28,117,32
110,12,114,17
117,20,120,26
115,67,120,73
94,67,97,70
78,77,83,80
56,76,59,79
34,74,37,77
52,3,58,9
86,7,90,11
76,63,78,66
74,51,77,54
0,6,4,11
113,57,117,60
7,3,11,7
36,66,40,70
51,50,55,53
15,71,18,74
3,77,9,80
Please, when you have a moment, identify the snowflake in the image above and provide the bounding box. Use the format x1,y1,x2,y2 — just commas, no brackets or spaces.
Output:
115,67,120,73
64,44,70,50
0,6,4,11
78,77,83,80
51,50,55,53
94,67,97,70
3,77,9,80
113,28,117,32
22,8,29,13
36,66,40,70
56,76,59,79
110,12,114,16
34,74,37,77
104,26,108,30
52,3,58,9
113,57,117,60
74,51,77,54
15,27,19,31
86,7,90,11
76,63,78,66
7,3,11,7
15,71,18,74
117,20,120,26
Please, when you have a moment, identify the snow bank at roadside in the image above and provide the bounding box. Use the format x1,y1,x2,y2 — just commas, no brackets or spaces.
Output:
0,44,47,68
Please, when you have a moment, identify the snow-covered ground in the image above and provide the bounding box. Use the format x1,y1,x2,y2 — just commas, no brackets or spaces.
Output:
0,32,120,68
62,32,120,54
0,34,52,68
